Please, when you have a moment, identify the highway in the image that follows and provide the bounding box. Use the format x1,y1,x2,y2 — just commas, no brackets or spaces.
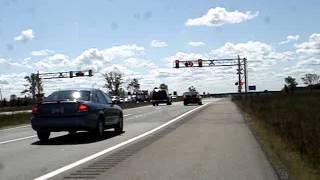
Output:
0,98,278,180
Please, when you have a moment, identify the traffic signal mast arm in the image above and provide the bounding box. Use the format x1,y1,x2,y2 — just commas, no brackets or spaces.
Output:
174,58,244,68
37,70,93,79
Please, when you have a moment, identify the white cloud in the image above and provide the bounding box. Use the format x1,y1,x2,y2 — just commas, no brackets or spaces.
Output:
14,29,34,42
185,7,259,27
0,80,8,84
279,35,300,45
150,40,168,48
35,53,71,70
31,49,55,56
295,33,320,54
0,58,7,63
188,41,206,47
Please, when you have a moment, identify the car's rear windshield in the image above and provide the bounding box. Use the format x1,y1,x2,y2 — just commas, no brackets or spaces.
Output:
44,90,91,102
183,92,198,96
152,90,167,99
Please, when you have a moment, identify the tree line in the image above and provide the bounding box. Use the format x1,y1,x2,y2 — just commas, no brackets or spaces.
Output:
283,73,320,93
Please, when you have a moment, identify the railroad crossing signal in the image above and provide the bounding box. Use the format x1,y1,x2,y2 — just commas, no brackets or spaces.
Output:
173,56,248,93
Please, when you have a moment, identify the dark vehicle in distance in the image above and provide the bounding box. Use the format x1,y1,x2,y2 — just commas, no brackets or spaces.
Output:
183,91,202,106
150,88,172,106
31,89,123,142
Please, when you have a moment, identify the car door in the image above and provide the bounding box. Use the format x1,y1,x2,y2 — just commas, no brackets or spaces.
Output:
103,92,120,124
95,90,114,125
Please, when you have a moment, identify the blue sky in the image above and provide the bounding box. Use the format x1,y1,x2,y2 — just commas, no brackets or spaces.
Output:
1,0,320,98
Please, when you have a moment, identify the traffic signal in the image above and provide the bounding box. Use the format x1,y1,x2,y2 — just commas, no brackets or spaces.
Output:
88,69,93,77
198,59,203,67
75,71,84,77
175,60,180,68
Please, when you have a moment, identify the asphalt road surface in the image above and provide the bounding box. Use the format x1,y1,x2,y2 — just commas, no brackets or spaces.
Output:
0,98,278,180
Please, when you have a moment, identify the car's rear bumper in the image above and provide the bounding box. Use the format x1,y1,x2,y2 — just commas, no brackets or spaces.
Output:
31,113,98,132
184,98,201,103
151,100,169,103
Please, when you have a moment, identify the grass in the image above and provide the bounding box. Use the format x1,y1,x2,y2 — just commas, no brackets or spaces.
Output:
0,105,32,112
233,93,320,180
0,113,31,129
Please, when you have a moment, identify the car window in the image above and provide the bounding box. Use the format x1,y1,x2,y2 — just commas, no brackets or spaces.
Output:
103,93,112,104
96,90,108,104
44,90,91,101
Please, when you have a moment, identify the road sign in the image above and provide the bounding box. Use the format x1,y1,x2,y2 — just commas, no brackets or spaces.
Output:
249,85,256,91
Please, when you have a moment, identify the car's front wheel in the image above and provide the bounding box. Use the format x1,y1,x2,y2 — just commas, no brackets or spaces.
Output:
37,131,50,142
114,115,123,133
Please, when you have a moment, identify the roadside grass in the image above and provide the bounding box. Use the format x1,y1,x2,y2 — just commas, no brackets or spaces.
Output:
233,93,320,180
0,105,32,112
0,113,31,129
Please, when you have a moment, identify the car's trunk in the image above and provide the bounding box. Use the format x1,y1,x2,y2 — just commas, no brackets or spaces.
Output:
38,101,81,117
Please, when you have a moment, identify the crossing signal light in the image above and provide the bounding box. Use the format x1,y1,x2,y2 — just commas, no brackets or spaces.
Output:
198,59,203,67
75,72,84,77
175,60,180,68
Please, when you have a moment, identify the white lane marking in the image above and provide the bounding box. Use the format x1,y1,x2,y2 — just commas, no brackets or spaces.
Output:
123,114,131,117
0,135,37,145
0,125,31,132
35,103,211,180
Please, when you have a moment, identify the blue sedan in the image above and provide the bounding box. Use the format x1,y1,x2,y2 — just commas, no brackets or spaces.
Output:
31,88,123,142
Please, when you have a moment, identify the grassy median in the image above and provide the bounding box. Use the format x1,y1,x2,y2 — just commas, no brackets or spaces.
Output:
233,93,320,180
0,113,31,129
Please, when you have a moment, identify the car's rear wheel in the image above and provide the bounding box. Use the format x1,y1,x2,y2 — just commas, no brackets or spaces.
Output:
184,102,188,106
114,115,123,133
198,101,203,105
167,102,172,105
95,119,104,138
37,131,50,142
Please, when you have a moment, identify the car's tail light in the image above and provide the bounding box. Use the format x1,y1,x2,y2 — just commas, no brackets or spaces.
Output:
32,105,39,113
78,104,89,111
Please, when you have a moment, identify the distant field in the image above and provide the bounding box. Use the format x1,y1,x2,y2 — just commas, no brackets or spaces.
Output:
234,93,320,180
0,105,32,112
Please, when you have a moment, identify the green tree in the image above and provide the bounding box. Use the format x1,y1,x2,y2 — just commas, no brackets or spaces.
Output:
301,73,320,86
127,78,140,93
188,86,196,92
21,73,43,100
285,76,298,92
104,71,123,96
159,83,168,90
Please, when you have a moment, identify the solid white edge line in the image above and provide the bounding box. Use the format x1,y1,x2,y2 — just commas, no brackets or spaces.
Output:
0,125,31,132
123,114,131,117
0,135,37,145
35,102,211,180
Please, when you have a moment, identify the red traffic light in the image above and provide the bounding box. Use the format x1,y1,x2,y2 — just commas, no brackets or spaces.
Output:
198,59,203,67
175,60,180,68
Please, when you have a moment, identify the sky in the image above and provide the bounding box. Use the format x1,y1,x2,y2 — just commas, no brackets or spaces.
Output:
0,0,320,98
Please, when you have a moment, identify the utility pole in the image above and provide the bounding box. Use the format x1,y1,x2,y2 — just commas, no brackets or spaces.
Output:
0,88,2,101
237,55,242,93
244,58,248,93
